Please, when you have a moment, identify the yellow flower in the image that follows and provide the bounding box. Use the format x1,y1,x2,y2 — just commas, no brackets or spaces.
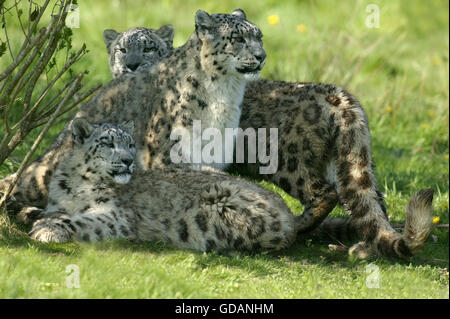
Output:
296,24,307,33
427,110,437,118
432,56,441,65
432,216,440,224
445,154,449,161
267,15,279,25
420,123,430,130
385,106,393,113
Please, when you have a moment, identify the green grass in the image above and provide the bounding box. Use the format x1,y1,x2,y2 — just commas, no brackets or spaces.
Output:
0,0,448,298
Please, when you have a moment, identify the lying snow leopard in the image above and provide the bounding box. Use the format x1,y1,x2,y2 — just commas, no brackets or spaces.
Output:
97,24,436,259
2,9,265,209
30,118,299,252
30,119,435,258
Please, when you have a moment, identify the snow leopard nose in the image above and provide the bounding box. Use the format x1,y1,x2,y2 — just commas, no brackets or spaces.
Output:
127,63,140,71
255,51,266,63
122,158,133,167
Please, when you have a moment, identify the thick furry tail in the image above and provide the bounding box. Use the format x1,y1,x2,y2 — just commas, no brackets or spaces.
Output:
402,188,434,254
296,188,435,259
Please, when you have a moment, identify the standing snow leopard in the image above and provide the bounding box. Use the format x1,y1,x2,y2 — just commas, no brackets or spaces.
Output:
99,22,435,259
30,119,299,252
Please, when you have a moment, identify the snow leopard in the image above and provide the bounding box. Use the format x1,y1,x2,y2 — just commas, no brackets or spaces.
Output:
30,118,299,253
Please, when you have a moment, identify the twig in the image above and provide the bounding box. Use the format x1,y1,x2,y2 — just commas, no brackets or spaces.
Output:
0,0,49,83
15,0,31,43
328,244,348,252
12,45,87,130
393,223,448,229
31,82,102,129
1,26,49,133
1,6,14,60
431,258,449,264
0,75,83,209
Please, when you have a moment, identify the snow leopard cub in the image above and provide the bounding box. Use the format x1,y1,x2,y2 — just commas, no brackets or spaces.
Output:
30,119,300,252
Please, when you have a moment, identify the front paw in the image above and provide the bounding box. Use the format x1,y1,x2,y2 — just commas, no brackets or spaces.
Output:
29,220,72,243
348,241,374,259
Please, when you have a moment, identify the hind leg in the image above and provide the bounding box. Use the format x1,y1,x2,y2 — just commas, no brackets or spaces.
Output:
274,172,339,234
334,156,431,259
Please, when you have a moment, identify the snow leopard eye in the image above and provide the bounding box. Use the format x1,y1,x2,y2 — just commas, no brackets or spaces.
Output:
119,48,126,53
143,47,156,53
101,141,115,148
234,36,245,44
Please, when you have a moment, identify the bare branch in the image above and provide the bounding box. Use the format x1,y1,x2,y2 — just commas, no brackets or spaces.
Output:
13,44,87,129
0,2,50,82
33,82,102,127
0,0,101,210
0,74,84,209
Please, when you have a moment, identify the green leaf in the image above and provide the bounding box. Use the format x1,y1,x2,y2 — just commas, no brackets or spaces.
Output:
48,57,56,70
0,42,6,58
30,7,39,21
62,26,73,40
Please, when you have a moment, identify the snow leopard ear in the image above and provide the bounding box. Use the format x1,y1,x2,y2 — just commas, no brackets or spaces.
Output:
195,10,213,32
231,8,246,20
103,29,120,51
119,120,135,136
72,118,94,145
155,25,174,48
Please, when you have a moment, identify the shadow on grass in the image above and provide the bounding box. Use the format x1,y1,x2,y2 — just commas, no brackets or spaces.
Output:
96,234,449,274
1,209,447,271
0,219,80,256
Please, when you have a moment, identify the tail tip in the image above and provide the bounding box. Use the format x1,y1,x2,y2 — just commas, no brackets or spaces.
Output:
414,188,434,206
404,188,435,255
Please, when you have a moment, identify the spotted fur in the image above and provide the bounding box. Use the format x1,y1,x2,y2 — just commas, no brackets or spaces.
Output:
103,25,174,78
1,9,265,209
3,10,435,259
99,24,435,259
238,80,434,259
30,119,298,252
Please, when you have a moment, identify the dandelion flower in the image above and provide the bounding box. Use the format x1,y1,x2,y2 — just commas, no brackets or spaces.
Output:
296,24,307,33
420,123,430,130
427,110,436,118
267,15,279,25
432,216,440,224
385,106,393,113
432,56,441,65
445,154,449,161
